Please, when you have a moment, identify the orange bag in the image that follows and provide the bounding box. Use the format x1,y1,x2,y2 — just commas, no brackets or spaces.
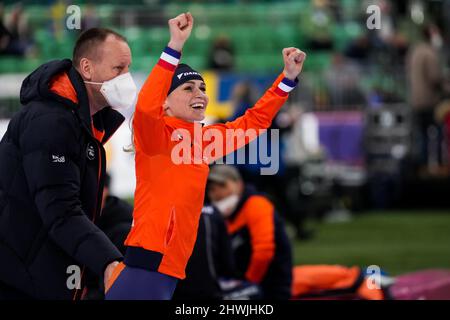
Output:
291,265,384,300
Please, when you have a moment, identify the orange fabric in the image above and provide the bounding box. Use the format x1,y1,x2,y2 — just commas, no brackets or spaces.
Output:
105,262,126,293
49,72,78,104
226,195,276,284
125,59,290,279
292,265,360,296
291,265,384,300
357,278,385,300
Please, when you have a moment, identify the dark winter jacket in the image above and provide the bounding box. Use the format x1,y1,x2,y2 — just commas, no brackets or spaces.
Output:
226,185,293,300
0,59,124,299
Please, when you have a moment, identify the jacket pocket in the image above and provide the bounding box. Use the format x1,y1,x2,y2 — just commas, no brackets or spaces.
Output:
164,207,177,248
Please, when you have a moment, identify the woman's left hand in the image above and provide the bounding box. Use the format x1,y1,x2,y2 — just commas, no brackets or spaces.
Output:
167,12,194,52
282,47,307,81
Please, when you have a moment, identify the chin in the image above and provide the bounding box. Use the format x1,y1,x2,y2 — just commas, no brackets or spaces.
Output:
192,113,206,122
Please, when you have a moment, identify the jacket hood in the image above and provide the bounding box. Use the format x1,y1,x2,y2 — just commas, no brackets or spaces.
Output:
20,59,74,105
19,59,125,144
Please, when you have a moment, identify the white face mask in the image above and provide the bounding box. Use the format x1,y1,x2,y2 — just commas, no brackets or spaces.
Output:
85,72,137,110
212,194,240,218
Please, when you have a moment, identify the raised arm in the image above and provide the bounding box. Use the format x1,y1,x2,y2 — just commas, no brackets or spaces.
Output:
205,47,307,161
133,12,194,154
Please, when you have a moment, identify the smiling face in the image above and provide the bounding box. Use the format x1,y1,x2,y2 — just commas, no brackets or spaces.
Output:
164,79,209,122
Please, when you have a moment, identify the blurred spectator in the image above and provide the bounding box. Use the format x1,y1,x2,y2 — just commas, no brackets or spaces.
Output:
223,81,274,188
435,99,450,167
229,81,260,119
327,0,343,22
0,3,31,56
278,106,323,236
208,35,235,71
207,165,293,300
81,4,100,31
0,4,11,54
374,0,395,46
362,0,395,50
407,24,447,171
50,0,67,41
344,34,371,63
324,53,366,109
362,0,409,66
444,0,450,67
301,0,334,50
173,204,236,300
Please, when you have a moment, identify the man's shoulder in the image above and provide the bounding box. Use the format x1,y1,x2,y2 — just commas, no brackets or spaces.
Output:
23,98,77,120
14,101,83,149
6,100,78,140
19,99,81,136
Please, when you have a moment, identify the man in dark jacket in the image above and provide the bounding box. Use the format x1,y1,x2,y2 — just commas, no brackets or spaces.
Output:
0,28,136,299
207,165,293,300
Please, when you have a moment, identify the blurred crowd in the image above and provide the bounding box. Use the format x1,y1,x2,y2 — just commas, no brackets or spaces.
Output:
0,3,32,57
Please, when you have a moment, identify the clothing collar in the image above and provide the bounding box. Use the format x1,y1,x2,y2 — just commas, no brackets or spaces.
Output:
67,66,125,144
227,184,259,221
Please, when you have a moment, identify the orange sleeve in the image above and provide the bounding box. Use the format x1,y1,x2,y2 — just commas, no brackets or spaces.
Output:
203,73,297,162
243,196,276,284
133,47,181,155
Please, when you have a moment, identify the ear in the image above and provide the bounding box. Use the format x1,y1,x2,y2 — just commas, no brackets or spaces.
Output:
163,99,170,111
78,57,93,80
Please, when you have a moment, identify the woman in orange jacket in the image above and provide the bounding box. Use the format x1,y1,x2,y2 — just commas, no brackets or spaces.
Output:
105,12,306,300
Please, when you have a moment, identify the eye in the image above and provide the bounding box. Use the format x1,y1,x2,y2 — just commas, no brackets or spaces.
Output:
200,87,206,92
184,86,193,91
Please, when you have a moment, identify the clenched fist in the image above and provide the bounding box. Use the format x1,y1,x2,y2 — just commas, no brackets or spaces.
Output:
282,47,306,81
104,261,119,292
168,12,194,52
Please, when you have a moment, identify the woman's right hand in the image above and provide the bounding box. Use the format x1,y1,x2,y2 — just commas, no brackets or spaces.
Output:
167,12,194,52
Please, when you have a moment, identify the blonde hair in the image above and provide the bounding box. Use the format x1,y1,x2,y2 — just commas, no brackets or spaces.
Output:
123,113,135,153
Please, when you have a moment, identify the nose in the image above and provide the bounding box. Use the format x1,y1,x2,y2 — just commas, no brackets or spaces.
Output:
194,87,207,99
